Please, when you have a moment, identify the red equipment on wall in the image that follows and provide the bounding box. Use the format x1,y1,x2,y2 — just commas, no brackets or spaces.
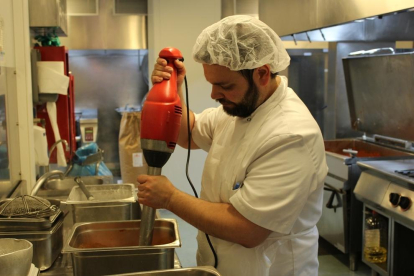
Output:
34,46,76,163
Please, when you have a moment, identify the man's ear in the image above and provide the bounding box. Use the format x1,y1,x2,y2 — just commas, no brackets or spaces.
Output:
254,65,271,86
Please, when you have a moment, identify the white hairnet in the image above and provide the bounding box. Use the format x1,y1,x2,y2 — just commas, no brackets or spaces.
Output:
192,15,290,73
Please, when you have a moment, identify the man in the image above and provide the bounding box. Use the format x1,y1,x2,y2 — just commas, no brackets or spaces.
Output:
137,15,328,276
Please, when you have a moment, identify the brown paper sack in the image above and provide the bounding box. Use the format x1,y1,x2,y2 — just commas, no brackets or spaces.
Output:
119,112,148,186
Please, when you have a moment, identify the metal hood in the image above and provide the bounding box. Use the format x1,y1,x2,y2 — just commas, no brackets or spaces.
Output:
59,0,147,50
259,0,414,37
222,0,258,18
29,0,68,36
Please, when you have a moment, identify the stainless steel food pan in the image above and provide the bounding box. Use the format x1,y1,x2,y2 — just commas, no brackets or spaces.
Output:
35,175,113,198
112,266,221,276
0,214,64,271
66,184,138,223
0,210,62,231
62,219,181,276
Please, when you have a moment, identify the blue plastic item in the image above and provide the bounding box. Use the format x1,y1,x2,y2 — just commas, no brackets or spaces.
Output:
67,143,112,177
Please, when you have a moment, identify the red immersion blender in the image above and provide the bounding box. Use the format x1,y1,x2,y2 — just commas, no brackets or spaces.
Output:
139,48,182,245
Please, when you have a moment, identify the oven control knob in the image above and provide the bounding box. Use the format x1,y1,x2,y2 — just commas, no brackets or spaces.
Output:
399,196,412,211
389,193,400,206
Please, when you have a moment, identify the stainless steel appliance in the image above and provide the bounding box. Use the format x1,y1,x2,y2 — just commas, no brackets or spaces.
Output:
321,141,412,269
319,52,414,270
29,0,68,36
355,159,414,276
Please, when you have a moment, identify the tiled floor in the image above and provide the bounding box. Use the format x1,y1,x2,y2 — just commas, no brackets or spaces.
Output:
318,238,372,276
159,209,373,275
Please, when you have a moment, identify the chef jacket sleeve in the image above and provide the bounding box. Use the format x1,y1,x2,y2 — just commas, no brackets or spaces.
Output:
229,133,320,234
192,107,220,152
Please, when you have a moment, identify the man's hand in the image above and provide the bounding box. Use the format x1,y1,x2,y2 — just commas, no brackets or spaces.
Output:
151,57,196,149
151,58,186,88
137,174,177,209
137,174,271,248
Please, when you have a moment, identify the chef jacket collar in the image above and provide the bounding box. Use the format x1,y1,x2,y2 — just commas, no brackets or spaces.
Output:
240,76,288,122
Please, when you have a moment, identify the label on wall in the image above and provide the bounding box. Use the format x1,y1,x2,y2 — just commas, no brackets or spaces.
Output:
132,152,143,167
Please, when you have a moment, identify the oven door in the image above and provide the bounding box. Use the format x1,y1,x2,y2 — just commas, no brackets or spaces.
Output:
317,174,348,253
392,220,414,275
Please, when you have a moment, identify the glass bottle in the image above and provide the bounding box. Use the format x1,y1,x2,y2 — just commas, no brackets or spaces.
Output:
364,210,387,263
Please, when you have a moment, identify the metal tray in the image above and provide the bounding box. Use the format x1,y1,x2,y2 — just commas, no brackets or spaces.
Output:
62,219,181,276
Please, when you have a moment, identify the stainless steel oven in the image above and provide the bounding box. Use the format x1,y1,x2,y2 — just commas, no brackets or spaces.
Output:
355,159,414,276
319,52,414,270
320,141,412,270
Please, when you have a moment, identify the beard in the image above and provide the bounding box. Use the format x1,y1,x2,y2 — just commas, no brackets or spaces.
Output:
217,83,260,118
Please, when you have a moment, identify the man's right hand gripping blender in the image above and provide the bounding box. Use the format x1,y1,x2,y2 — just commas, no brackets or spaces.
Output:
139,48,183,245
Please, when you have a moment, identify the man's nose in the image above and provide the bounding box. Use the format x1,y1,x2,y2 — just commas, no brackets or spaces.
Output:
211,86,223,100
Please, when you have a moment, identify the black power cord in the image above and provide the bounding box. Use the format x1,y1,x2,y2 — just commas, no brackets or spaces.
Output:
183,75,218,269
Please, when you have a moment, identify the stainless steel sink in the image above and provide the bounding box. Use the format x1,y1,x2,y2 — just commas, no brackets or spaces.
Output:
114,267,221,276
35,175,113,198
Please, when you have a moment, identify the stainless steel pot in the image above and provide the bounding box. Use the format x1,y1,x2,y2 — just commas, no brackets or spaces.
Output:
0,238,33,276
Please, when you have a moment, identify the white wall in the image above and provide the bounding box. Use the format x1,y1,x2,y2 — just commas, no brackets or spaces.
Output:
0,0,35,194
147,0,221,196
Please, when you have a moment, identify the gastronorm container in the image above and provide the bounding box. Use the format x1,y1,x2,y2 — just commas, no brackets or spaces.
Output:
0,214,64,271
112,266,221,276
0,206,62,231
62,219,181,276
66,184,138,223
35,175,113,198
0,211,61,231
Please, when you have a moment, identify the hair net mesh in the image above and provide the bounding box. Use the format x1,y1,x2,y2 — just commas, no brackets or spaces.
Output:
192,15,290,73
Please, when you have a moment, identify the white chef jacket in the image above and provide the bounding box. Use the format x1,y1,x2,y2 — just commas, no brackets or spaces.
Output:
192,76,328,276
